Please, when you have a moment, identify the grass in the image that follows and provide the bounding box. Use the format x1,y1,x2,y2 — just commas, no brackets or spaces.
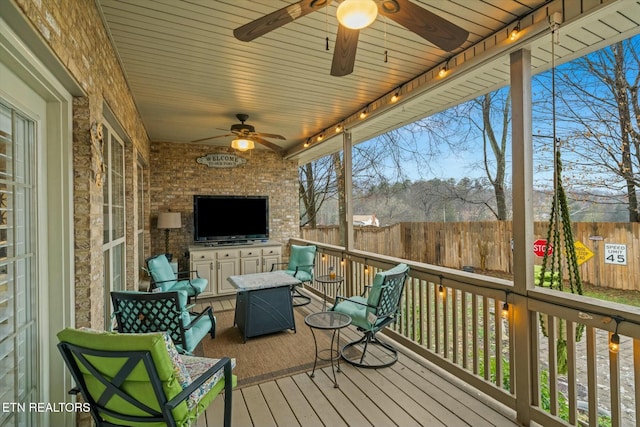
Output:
582,283,640,307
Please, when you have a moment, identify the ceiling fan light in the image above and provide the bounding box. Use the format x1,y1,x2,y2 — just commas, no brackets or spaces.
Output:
231,138,255,151
336,0,378,30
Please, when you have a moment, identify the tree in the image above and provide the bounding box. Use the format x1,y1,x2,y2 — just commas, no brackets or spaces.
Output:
543,39,640,222
298,129,439,228
298,157,335,227
468,90,511,220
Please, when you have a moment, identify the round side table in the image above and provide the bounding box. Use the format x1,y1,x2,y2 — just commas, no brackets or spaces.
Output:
305,311,351,388
315,275,344,311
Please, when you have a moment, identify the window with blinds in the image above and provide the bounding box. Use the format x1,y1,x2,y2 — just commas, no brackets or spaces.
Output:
0,102,36,427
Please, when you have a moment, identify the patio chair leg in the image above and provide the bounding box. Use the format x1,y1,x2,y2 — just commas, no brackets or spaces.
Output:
291,285,311,307
341,331,399,369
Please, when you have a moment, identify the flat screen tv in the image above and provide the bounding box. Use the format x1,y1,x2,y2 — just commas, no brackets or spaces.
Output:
193,195,269,243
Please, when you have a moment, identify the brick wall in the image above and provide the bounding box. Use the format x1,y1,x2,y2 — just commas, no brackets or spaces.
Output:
150,142,300,268
13,0,151,329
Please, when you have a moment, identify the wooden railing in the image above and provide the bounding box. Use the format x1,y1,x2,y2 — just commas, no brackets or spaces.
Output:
292,238,640,427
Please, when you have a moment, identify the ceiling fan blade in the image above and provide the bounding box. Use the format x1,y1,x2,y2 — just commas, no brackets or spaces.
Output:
331,25,359,77
378,0,468,51
234,0,331,42
253,137,283,153
255,132,286,140
191,133,233,143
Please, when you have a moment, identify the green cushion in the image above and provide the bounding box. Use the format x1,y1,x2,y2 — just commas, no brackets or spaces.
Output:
333,263,409,332
180,312,214,354
58,328,233,427
169,277,207,295
287,245,316,277
148,254,177,289
57,328,190,425
148,255,207,296
284,269,312,282
333,295,370,330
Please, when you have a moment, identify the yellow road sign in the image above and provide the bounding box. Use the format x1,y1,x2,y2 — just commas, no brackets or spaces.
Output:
574,241,594,266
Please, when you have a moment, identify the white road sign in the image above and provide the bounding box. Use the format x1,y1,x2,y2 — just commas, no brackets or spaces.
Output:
604,244,627,265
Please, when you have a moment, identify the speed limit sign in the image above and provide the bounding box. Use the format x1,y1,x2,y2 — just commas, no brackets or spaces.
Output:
604,244,627,265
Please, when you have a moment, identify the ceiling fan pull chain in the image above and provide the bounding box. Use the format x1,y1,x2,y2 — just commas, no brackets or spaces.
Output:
325,1,329,51
384,18,388,63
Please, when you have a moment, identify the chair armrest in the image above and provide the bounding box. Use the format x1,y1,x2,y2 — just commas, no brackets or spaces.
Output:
183,306,214,331
176,270,200,279
166,357,233,410
359,285,376,298
334,295,377,310
149,278,176,285
292,264,314,276
270,262,288,272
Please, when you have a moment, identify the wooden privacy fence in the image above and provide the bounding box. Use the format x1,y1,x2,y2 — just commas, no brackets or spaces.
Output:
301,222,640,290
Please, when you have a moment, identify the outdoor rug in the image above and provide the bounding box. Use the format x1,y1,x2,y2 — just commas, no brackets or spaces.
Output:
201,307,333,388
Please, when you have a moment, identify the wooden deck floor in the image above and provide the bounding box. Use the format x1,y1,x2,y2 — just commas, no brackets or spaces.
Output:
193,292,520,427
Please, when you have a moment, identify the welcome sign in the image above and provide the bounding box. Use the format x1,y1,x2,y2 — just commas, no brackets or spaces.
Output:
196,153,247,168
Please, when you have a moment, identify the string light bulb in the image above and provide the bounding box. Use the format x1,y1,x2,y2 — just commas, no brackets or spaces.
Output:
438,284,445,298
340,258,345,266
317,133,324,142
510,23,520,41
439,65,447,77
335,123,343,133
391,91,399,102
303,138,310,148
609,333,620,353
360,109,368,119
609,316,623,353
501,302,509,320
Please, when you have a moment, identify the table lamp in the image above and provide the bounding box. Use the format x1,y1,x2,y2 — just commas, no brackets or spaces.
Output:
157,212,181,259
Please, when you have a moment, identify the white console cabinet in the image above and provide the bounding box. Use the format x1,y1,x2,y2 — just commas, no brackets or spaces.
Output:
189,241,282,298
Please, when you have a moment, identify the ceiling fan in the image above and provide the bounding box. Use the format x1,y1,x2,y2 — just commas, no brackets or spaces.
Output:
234,0,469,76
192,114,285,152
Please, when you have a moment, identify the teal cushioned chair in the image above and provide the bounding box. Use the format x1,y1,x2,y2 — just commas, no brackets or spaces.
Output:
331,263,409,368
111,290,215,355
271,244,317,307
146,254,207,302
57,328,235,427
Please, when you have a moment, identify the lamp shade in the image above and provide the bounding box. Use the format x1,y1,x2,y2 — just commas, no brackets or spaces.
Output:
157,212,181,229
336,0,378,30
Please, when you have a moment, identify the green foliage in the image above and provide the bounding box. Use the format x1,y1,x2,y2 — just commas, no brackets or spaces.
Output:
539,369,570,421
478,354,510,390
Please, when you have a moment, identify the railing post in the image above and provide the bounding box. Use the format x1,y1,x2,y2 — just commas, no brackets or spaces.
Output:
343,132,354,296
511,47,534,426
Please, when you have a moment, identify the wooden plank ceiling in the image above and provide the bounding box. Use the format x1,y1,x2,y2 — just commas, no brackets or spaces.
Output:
96,0,640,163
